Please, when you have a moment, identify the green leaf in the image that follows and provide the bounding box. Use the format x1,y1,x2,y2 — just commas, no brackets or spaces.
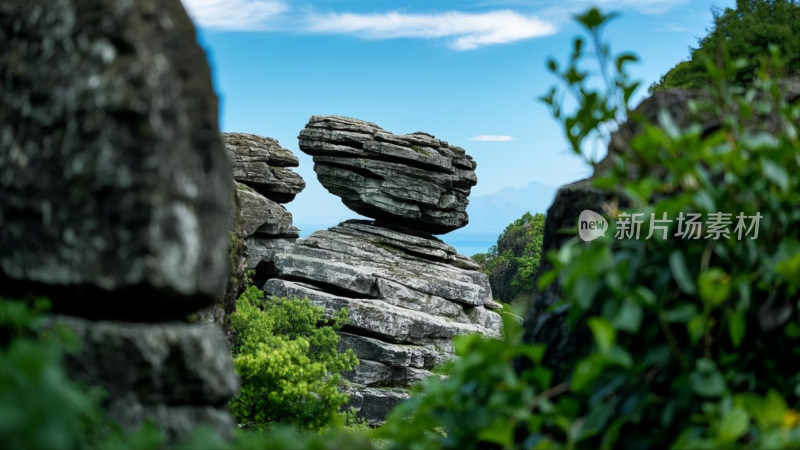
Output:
669,251,696,294
728,310,746,348
572,354,605,392
687,315,705,344
613,301,643,333
478,419,515,448
717,408,749,443
603,346,633,369
588,317,616,353
689,359,726,398
698,268,732,307
615,53,638,72
575,8,606,29
663,303,698,323
761,157,789,191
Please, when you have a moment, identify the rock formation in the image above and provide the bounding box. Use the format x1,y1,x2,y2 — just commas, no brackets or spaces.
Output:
223,133,305,289
250,116,503,424
298,116,478,234
0,0,238,439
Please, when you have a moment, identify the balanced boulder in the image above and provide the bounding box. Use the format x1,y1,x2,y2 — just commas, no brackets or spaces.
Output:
298,116,477,234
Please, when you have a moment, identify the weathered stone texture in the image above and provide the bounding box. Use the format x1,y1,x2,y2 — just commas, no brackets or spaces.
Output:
298,116,477,234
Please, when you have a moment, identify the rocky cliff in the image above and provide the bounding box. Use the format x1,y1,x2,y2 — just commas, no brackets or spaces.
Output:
250,116,504,424
0,0,238,439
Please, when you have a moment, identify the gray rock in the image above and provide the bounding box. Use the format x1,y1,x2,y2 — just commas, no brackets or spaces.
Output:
55,316,238,439
236,185,294,237
0,0,233,319
271,220,494,309
346,387,410,426
338,332,452,369
298,116,477,234
264,279,499,343
343,359,434,387
244,236,296,288
224,132,305,203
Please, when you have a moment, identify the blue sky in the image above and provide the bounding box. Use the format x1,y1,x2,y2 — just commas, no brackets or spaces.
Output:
181,0,735,250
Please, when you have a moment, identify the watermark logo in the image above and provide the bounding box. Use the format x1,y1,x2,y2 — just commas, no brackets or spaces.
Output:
577,210,762,242
578,210,608,242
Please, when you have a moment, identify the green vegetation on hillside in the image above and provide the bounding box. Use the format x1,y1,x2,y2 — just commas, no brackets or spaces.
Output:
652,0,800,92
378,7,800,448
228,286,358,430
472,212,545,303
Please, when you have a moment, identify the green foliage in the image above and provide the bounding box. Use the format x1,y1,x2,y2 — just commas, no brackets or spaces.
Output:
378,315,552,450
472,212,545,303
653,0,800,92
0,297,105,450
378,7,800,449
228,286,359,430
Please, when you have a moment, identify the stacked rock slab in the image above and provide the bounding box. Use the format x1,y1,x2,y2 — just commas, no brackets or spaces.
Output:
298,115,478,234
223,132,306,288
263,116,503,424
0,0,238,439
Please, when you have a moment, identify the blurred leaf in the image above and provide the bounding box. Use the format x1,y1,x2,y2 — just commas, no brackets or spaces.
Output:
669,251,696,294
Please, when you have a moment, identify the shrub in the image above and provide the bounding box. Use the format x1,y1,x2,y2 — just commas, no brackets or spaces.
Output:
0,297,106,450
228,286,359,430
379,8,800,449
652,0,800,92
472,212,545,303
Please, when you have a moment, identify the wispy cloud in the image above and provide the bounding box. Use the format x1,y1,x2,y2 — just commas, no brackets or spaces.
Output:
304,10,556,50
468,135,516,141
181,0,287,30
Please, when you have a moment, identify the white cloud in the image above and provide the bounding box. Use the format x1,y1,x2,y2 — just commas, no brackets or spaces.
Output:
181,0,287,30
305,10,556,50
468,135,516,141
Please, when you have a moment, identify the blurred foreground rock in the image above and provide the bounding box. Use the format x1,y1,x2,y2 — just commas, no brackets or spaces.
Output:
0,0,238,439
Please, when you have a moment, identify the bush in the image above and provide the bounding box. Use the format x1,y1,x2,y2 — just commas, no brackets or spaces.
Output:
472,212,545,303
228,286,359,430
378,8,800,449
652,0,800,92
0,297,106,450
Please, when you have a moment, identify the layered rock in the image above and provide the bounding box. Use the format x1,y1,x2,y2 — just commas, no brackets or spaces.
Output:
274,117,502,423
223,133,304,289
298,116,478,234
0,0,233,320
0,0,238,439
225,132,306,203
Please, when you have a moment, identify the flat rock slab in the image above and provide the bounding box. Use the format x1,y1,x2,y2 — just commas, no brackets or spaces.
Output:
298,116,477,234
271,220,494,311
224,132,305,203
0,0,232,319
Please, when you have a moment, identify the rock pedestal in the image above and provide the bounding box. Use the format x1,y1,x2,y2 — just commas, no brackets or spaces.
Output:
241,116,503,424
0,0,238,439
